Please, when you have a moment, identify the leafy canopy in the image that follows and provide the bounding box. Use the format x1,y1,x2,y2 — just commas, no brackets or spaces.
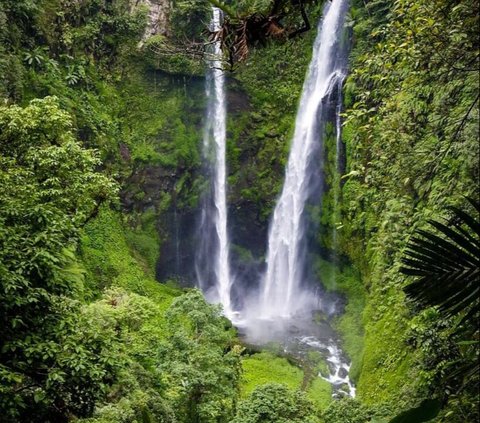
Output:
0,96,117,421
157,289,242,423
231,383,320,423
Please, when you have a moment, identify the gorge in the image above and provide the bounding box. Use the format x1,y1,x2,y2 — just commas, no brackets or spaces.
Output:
0,0,478,422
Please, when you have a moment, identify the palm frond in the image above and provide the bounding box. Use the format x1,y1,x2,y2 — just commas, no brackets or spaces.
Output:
401,198,480,323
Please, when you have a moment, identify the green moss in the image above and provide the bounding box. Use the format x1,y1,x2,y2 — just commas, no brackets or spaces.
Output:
307,351,329,377
228,3,325,221
231,244,255,264
240,352,304,397
316,122,342,252
356,287,415,407
308,378,333,411
315,259,365,383
102,70,202,172
80,205,179,307
240,351,333,411
124,208,160,276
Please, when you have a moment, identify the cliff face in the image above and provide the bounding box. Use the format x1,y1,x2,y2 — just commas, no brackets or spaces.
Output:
133,0,171,39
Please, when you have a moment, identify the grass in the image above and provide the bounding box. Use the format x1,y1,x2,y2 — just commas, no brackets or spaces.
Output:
308,378,333,410
240,352,304,397
240,351,333,411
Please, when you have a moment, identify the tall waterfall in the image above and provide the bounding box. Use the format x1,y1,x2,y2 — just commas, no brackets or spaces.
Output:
196,7,234,318
258,0,349,318
332,72,346,283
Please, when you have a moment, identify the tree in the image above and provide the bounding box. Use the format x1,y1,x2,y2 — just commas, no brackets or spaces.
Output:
321,397,387,423
0,96,117,421
74,288,178,423
157,289,242,423
151,0,324,69
207,0,321,67
231,383,320,423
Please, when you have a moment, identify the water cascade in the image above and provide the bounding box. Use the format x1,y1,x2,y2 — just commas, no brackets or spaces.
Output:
195,7,234,318
196,0,355,398
236,0,354,397
332,73,346,285
300,336,356,397
258,0,349,319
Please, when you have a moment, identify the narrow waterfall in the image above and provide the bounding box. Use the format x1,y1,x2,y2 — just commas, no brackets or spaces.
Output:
332,73,346,284
195,7,234,317
258,0,349,318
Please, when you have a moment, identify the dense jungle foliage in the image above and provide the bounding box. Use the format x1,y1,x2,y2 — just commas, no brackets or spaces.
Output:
0,0,478,422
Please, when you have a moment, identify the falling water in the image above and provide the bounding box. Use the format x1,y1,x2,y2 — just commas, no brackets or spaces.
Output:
208,0,354,397
332,74,346,285
173,206,180,275
300,336,356,398
258,0,349,319
196,7,234,317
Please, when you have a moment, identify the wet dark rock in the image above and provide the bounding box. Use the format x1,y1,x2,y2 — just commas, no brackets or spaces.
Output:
119,143,131,162
226,79,250,114
338,367,348,379
121,165,177,212
155,207,198,285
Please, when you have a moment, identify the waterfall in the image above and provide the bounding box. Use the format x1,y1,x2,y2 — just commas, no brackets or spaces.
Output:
258,0,349,318
196,7,234,318
332,73,346,285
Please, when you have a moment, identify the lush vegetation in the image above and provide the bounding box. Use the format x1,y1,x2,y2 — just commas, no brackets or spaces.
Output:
337,0,479,419
227,1,324,221
0,96,117,420
0,0,478,422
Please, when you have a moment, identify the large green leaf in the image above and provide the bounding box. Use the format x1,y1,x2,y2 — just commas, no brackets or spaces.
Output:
388,399,441,423
401,199,480,321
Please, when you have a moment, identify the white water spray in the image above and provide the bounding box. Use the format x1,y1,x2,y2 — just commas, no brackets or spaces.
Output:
258,0,349,318
196,7,234,317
